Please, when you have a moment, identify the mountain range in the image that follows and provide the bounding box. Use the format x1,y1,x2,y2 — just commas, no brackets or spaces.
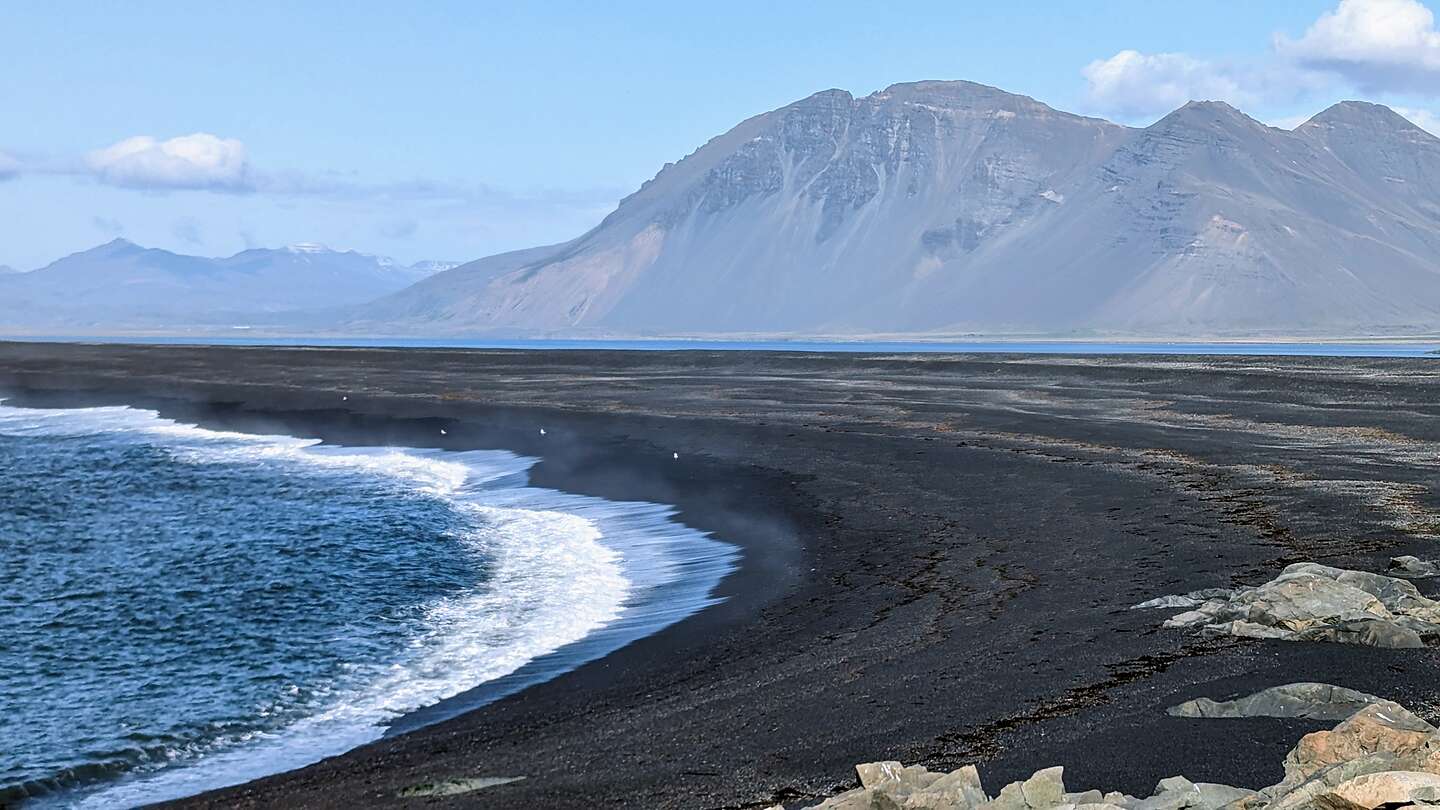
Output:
0,240,455,331
348,81,1440,337
6,80,1440,338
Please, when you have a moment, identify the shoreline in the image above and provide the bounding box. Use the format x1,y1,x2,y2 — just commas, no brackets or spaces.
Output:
0,390,779,808
0,398,741,807
1,343,1437,808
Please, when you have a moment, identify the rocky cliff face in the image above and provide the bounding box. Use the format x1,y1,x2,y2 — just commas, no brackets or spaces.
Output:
352,82,1440,337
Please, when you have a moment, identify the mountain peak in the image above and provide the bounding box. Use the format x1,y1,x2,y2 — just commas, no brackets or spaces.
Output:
1149,100,1266,133
86,237,145,258
1301,100,1425,132
1175,99,1249,118
866,79,1062,116
875,79,1009,98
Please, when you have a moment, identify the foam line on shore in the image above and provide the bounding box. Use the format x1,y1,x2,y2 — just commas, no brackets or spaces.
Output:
0,402,737,807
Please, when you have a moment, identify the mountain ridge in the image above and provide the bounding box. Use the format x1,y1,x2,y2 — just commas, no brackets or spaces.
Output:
0,240,456,331
9,80,1440,338
347,79,1440,337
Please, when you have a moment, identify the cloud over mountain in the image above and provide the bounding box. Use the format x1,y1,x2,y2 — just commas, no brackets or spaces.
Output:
1082,51,1254,120
85,133,250,191
1279,0,1440,94
1085,0,1440,124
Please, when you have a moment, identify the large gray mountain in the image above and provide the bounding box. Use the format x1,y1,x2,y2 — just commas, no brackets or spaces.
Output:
352,80,1440,337
0,240,455,331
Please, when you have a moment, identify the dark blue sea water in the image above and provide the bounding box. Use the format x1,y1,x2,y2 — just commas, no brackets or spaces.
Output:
0,403,734,808
4,336,1440,357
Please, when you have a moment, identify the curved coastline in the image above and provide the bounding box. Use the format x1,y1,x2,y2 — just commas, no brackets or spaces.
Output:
0,396,743,808
5,344,1438,810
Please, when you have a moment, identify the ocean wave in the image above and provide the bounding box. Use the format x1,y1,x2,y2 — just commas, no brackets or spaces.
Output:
0,402,736,808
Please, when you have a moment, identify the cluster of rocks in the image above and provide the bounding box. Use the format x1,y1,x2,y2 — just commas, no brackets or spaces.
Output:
787,687,1440,810
772,557,1440,809
1134,562,1440,649
787,762,1247,810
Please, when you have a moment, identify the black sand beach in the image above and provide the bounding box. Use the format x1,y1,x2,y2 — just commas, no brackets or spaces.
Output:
2,343,1438,809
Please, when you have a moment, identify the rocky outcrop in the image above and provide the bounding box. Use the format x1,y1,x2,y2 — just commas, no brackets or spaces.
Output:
788,697,1440,810
1168,683,1386,722
1254,703,1440,810
1312,772,1440,810
778,562,1440,810
1134,563,1440,649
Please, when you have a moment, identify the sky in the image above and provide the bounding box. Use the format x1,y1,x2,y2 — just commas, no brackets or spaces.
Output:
3,0,1440,271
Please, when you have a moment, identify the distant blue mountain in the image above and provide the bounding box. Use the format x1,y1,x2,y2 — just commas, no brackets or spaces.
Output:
0,239,455,331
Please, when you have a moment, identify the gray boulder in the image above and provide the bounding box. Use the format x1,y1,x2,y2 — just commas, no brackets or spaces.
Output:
396,776,524,797
812,761,990,810
987,766,1067,810
1168,683,1387,722
1130,776,1252,810
918,767,990,809
1134,590,1236,611
1284,564,1439,617
1390,556,1440,579
1138,564,1440,648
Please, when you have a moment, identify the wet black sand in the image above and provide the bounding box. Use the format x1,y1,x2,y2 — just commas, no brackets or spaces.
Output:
1,343,1438,809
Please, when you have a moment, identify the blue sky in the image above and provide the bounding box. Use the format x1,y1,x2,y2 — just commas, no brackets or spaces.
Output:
3,0,1440,270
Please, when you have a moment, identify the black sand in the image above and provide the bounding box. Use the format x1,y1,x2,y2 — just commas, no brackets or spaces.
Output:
2,343,1438,809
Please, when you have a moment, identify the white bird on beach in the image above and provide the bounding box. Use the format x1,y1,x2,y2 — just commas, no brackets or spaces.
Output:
341,396,348,401
673,452,679,460
440,429,447,435
539,428,546,436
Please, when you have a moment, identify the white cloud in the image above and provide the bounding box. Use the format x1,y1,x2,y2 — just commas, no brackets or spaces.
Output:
86,133,250,190
1392,104,1440,133
1278,0,1440,93
11,133,621,245
1082,50,1255,119
0,150,19,180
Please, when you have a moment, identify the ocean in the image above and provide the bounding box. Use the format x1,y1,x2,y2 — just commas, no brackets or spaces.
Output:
0,402,735,807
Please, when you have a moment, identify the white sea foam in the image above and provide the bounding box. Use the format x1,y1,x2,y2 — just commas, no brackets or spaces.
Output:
0,402,736,808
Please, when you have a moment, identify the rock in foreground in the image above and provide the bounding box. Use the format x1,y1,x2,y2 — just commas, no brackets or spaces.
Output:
1135,563,1440,649
791,699,1440,809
